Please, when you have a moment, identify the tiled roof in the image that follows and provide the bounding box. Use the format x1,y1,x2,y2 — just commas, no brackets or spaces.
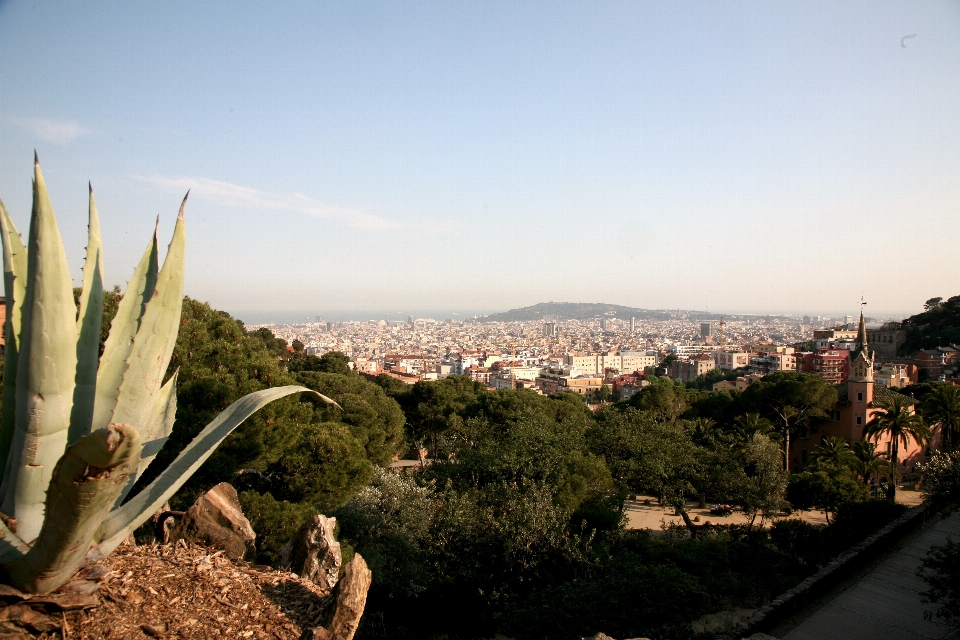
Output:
873,384,909,404
833,382,908,406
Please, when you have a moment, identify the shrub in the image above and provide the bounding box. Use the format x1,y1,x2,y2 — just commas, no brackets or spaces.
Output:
238,490,314,566
334,467,436,598
920,449,960,504
918,536,960,628
831,499,907,539
769,519,828,566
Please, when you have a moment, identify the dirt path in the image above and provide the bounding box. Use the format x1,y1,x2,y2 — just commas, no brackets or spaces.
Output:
623,489,924,531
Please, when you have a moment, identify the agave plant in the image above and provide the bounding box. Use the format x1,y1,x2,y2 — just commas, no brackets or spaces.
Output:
0,157,335,594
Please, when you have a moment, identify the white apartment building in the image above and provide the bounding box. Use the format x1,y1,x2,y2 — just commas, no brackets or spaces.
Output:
714,351,751,371
748,351,797,375
563,351,659,376
669,344,723,356
500,366,542,381
813,329,857,350
875,363,914,389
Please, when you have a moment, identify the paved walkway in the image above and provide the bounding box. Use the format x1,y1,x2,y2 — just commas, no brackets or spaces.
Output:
781,509,960,640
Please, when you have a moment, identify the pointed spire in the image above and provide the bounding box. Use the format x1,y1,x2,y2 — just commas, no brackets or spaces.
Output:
855,309,868,357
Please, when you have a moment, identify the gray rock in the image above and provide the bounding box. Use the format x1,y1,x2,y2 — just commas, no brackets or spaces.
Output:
324,554,371,640
168,482,255,560
280,514,342,591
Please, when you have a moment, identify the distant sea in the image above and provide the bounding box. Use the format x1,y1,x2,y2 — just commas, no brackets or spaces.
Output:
228,309,501,326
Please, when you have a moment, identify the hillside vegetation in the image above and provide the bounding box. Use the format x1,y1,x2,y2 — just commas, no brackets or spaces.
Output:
900,295,960,353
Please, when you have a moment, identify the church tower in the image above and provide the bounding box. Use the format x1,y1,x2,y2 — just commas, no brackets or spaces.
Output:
848,309,874,428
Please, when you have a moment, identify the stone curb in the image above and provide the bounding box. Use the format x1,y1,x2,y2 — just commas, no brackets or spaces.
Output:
713,500,940,640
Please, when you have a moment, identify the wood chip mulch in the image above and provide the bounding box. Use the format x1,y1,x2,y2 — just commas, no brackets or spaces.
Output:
0,540,335,640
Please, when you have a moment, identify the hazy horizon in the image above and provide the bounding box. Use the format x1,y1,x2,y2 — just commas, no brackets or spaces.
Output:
228,302,917,326
2,2,958,317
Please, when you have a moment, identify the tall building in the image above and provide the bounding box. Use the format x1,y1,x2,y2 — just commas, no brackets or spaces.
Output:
408,315,415,328
599,318,608,331
629,317,636,333
700,322,712,338
543,321,556,337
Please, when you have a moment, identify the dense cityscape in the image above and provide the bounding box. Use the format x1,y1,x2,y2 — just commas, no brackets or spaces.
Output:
253,306,934,396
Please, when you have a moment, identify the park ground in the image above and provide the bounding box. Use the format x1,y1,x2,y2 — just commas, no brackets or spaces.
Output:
623,489,925,530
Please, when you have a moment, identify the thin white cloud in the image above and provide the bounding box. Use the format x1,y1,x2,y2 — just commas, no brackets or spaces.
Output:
137,175,448,232
11,117,92,144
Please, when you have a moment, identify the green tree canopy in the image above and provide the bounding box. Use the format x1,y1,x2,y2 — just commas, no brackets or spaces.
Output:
741,372,838,467
740,435,789,528
920,383,960,450
293,371,405,466
900,294,960,352
400,375,488,447
129,298,401,511
787,469,869,524
288,350,353,375
626,376,691,423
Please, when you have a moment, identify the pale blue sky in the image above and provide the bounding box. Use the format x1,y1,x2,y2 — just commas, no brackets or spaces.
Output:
1,1,958,320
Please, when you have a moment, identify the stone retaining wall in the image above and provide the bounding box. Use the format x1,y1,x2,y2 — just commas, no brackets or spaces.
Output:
715,500,941,640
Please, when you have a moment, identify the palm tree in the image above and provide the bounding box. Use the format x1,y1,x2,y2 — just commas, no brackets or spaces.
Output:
864,394,932,502
851,440,888,484
920,383,960,450
687,417,719,444
808,436,858,471
732,413,780,443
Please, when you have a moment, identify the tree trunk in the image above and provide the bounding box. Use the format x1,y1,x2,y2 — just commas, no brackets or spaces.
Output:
672,499,700,537
890,438,899,503
784,428,791,471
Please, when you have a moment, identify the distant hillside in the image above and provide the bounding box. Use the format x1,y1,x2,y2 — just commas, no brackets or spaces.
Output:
479,302,721,323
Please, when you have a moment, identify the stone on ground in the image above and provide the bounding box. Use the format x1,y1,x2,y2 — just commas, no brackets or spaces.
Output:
168,482,256,560
321,554,371,640
279,514,342,591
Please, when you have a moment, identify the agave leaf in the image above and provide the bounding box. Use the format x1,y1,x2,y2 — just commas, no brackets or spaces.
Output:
108,197,186,430
93,386,338,559
1,160,79,542
113,371,178,508
4,424,141,594
91,220,159,433
69,185,104,443
0,200,28,487
0,519,27,565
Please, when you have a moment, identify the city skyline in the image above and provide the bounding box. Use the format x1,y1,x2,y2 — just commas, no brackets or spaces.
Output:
1,2,958,316
233,302,908,327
